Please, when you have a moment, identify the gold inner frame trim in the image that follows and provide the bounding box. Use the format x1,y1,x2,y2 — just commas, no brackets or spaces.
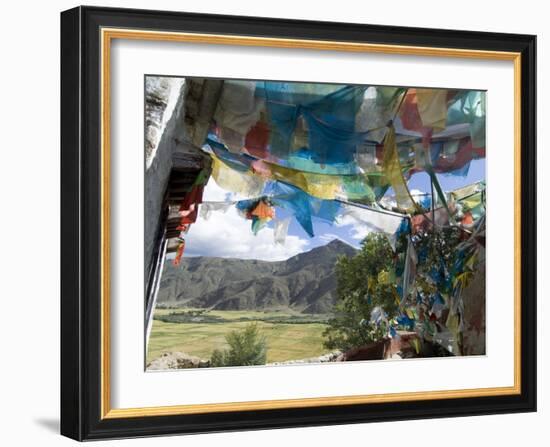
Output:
100,27,522,419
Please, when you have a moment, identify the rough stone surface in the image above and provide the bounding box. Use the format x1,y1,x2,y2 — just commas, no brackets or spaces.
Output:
144,78,185,277
145,77,184,164
267,351,341,366
336,341,388,361
144,77,214,281
147,352,210,370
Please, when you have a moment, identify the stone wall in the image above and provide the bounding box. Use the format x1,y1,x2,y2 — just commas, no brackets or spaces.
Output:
144,77,221,285
144,78,186,278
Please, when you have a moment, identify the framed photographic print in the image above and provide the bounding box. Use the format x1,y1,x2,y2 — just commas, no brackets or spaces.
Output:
60,6,536,441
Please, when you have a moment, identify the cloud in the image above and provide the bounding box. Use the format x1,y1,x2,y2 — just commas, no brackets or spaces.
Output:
334,213,371,240
319,233,340,243
185,179,398,261
333,204,403,242
410,189,425,196
184,203,309,262
202,176,257,202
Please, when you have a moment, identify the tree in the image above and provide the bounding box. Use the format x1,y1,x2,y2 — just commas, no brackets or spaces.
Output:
323,233,400,352
210,323,267,367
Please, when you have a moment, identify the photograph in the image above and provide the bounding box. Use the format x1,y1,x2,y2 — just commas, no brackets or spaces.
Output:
144,77,487,371
56,5,537,441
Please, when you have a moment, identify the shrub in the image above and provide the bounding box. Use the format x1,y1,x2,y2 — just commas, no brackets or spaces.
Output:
209,349,226,368
209,323,267,367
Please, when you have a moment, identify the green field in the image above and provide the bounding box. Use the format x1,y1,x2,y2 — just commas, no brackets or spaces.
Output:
147,308,330,365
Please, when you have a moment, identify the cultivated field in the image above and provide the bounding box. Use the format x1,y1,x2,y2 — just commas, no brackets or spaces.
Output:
146,308,330,365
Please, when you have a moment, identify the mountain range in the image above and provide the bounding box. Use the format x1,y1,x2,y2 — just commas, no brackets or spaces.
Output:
157,239,357,314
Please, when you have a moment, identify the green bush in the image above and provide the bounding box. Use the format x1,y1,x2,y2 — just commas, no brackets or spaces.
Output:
209,323,267,367
209,349,226,368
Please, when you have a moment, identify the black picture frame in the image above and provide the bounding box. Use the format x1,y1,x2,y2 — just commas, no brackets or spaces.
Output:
61,5,536,441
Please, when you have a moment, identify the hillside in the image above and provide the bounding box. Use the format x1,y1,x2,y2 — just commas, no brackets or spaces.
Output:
157,239,357,314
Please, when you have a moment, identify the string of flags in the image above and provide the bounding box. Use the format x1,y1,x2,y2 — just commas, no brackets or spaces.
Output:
172,176,485,262
169,80,487,355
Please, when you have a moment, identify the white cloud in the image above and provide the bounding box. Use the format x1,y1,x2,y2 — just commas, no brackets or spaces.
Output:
186,179,407,261
176,178,308,261
201,178,230,202
319,233,340,243
410,188,426,197
202,176,258,202
184,205,309,261
335,213,371,240
334,204,404,240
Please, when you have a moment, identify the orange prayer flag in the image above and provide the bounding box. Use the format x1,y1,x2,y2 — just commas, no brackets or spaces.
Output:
462,211,474,225
173,240,186,266
251,200,275,220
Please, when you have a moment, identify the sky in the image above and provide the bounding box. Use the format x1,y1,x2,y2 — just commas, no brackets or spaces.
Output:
181,158,485,262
